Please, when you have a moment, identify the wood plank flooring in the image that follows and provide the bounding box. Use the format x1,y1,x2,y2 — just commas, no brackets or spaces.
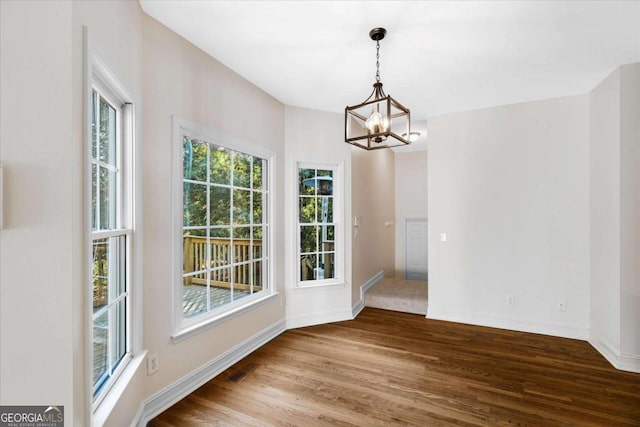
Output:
150,308,640,426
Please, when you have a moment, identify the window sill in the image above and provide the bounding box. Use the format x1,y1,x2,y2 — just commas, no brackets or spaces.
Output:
93,350,146,426
172,292,279,343
294,281,345,290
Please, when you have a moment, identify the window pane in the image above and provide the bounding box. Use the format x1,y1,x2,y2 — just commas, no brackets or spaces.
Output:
183,229,207,275
300,254,317,281
210,268,232,309
321,252,335,279
183,272,209,318
234,262,251,287
299,168,316,195
233,153,251,188
112,235,126,298
210,186,230,225
92,238,108,313
99,97,117,166
93,311,108,389
99,167,116,230
318,197,333,222
184,183,207,227
183,138,207,182
233,189,250,224
182,136,269,319
92,164,98,231
252,261,263,290
252,226,263,259
253,157,263,190
317,176,333,196
300,226,318,254
210,146,231,185
111,300,127,367
210,232,231,268
252,191,262,223
299,197,315,223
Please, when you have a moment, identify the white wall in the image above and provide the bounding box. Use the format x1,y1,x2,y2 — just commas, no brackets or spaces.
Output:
283,106,353,327
618,63,640,362
589,63,640,372
1,1,287,424
589,68,621,354
138,6,286,422
394,151,428,278
428,95,590,339
351,147,396,305
0,0,78,420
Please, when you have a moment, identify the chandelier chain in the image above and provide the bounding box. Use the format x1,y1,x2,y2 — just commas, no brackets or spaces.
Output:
375,40,381,83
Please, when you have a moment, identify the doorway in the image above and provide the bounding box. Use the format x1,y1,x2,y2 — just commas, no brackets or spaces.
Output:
405,218,428,281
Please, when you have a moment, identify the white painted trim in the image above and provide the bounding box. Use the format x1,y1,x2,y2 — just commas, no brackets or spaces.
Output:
589,334,640,373
351,270,384,318
427,306,589,341
136,319,286,426
85,27,143,423
286,309,353,329
171,293,279,343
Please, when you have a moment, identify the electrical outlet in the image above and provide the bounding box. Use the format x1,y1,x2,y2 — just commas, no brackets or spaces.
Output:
557,300,566,312
147,353,159,375
506,295,514,306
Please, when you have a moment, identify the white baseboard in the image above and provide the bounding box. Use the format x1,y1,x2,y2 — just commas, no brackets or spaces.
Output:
589,334,640,373
427,307,589,341
286,309,353,329
135,319,286,426
351,271,384,318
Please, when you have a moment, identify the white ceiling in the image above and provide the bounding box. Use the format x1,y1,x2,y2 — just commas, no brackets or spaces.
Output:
139,0,640,122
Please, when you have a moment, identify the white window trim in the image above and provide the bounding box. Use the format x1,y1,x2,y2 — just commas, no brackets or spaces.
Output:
83,27,142,421
295,160,345,288
171,116,277,341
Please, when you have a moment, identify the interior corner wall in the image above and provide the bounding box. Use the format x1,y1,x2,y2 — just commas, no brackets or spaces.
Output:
351,147,396,305
589,67,622,355
590,63,640,372
394,150,428,278
618,63,640,362
427,95,590,339
283,106,353,328
0,0,77,420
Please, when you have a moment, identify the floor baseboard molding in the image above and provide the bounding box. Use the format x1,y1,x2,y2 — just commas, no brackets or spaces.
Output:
589,334,640,373
427,307,589,341
135,319,286,426
351,271,384,318
286,309,353,329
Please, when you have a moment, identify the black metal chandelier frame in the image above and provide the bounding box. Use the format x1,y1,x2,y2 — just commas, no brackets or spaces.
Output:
345,27,411,150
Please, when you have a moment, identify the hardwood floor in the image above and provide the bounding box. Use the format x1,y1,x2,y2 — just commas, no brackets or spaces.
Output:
150,308,640,426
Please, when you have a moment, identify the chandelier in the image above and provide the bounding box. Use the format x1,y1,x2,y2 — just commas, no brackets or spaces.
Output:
345,28,411,150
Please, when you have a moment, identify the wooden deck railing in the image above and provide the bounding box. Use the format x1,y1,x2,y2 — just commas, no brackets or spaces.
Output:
183,236,262,291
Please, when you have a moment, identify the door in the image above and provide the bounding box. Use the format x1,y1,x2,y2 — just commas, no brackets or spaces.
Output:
405,219,428,281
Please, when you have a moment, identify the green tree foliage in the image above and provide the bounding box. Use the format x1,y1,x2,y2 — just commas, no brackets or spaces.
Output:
183,137,265,239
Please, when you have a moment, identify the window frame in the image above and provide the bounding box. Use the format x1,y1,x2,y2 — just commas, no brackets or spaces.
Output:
172,117,277,341
85,54,139,411
296,161,344,288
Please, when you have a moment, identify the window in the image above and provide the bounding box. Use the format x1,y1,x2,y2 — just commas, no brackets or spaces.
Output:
297,163,341,285
175,120,272,333
89,84,134,402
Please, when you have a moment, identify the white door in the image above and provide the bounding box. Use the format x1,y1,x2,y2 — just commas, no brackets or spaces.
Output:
405,219,428,281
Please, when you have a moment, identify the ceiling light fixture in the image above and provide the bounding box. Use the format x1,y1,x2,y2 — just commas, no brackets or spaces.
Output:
402,132,421,142
345,27,411,150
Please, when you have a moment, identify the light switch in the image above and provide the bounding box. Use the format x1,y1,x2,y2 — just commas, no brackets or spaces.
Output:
440,233,447,242
354,216,361,227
